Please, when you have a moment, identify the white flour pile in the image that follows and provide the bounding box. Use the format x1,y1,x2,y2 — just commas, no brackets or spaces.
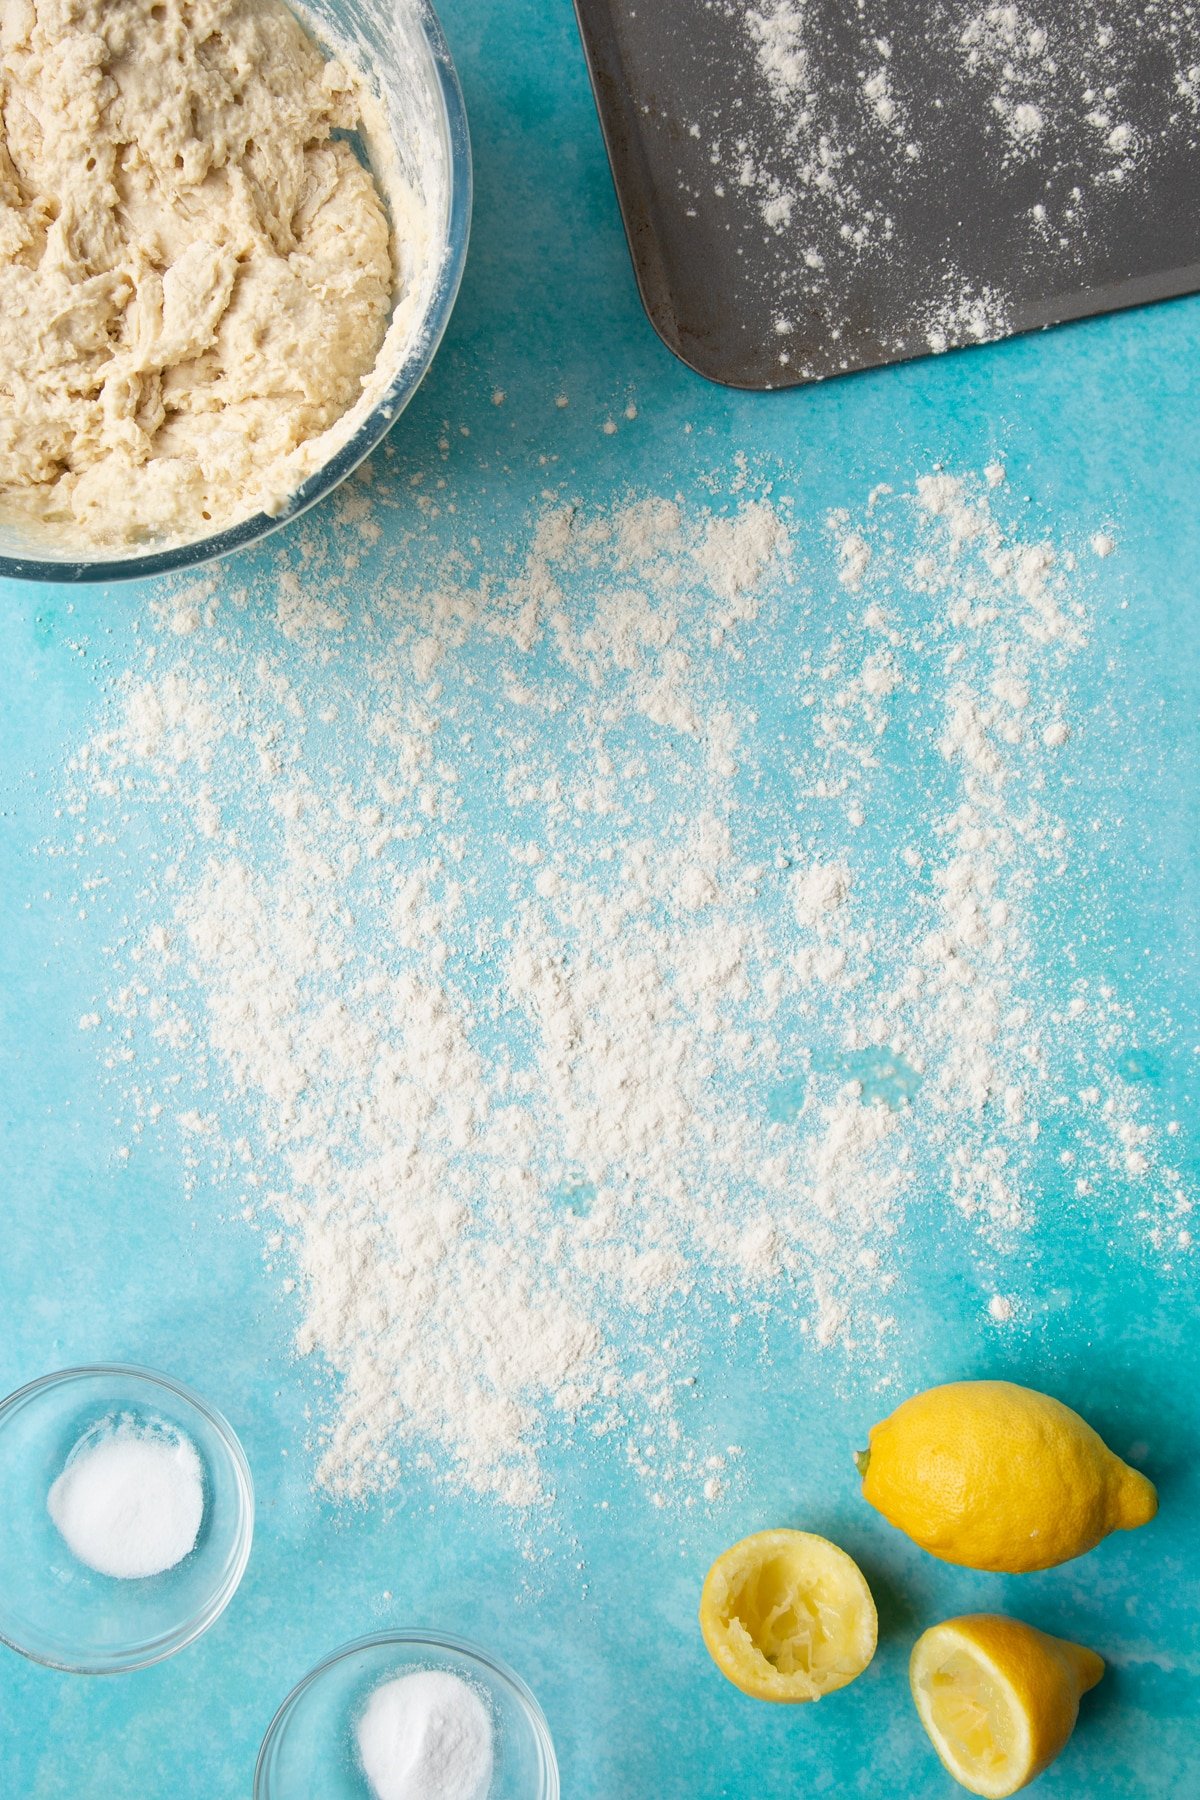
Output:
59,459,1193,1514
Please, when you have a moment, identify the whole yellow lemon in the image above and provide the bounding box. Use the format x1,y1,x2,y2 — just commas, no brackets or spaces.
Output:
857,1379,1157,1572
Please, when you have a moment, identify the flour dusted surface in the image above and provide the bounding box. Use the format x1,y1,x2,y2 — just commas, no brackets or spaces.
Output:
0,0,393,549
637,1,1200,384
61,458,1194,1516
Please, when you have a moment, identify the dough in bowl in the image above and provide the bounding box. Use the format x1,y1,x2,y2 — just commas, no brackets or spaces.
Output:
0,0,396,549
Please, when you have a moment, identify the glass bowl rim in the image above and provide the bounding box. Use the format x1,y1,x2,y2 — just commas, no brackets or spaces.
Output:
0,0,472,587
254,1626,561,1800
0,1360,255,1674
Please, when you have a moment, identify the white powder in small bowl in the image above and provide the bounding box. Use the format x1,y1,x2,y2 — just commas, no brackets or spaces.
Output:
47,1416,204,1580
357,1671,494,1800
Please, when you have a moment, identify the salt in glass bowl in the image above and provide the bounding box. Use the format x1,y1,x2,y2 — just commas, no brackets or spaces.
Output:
0,0,471,585
0,1363,254,1673
255,1629,560,1800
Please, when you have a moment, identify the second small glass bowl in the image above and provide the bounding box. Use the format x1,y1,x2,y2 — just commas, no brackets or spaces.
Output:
0,1363,254,1674
255,1629,559,1800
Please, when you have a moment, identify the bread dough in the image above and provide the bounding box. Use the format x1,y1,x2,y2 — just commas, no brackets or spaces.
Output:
0,0,395,549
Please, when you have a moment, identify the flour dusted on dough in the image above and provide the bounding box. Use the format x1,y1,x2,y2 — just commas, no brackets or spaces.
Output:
0,0,394,548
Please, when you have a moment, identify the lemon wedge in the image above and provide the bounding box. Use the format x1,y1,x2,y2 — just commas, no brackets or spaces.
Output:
910,1614,1104,1797
699,1528,877,1702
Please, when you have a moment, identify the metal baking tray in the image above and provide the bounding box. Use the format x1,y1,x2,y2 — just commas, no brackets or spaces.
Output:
574,0,1200,388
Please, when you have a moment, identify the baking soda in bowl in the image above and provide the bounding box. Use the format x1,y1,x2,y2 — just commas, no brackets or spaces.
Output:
48,1413,204,1580
357,1671,494,1800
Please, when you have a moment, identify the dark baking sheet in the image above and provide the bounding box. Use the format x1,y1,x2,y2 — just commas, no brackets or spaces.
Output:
574,0,1200,388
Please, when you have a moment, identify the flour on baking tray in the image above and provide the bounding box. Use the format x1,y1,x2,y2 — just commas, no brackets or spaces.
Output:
719,0,1200,370
61,462,1193,1514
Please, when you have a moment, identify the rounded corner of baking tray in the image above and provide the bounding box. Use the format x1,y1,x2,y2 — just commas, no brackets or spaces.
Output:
638,301,809,393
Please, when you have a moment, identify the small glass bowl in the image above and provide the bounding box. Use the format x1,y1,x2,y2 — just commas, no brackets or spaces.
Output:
0,1364,254,1674
255,1629,560,1800
0,0,471,584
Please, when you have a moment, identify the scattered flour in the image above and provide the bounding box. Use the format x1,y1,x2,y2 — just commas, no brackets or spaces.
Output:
746,2,809,101
924,283,1014,355
959,5,1055,155
956,1,1147,193
57,457,1193,1516
698,0,1200,375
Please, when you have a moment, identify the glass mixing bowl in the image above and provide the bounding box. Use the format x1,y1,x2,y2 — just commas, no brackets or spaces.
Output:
0,0,471,585
0,1364,254,1673
255,1630,560,1800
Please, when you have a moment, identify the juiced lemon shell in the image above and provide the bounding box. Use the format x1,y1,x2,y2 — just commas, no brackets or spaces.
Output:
910,1613,1104,1798
699,1527,878,1702
858,1379,1156,1572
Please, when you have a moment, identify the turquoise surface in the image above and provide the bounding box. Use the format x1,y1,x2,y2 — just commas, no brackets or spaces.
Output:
1,1,1197,1795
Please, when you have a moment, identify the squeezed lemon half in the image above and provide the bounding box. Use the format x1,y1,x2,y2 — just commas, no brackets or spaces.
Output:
699,1528,877,1702
910,1614,1104,1797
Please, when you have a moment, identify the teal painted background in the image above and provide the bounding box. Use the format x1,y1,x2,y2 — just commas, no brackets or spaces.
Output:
0,1,1197,1794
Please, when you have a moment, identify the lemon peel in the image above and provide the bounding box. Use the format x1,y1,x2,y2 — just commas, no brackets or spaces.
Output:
699,1528,877,1702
